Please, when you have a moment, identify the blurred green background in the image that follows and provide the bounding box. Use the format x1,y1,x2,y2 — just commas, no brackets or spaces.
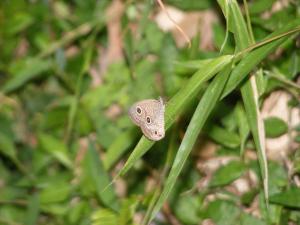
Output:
0,0,300,225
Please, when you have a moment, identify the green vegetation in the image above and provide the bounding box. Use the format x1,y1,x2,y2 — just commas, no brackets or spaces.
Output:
0,0,299,225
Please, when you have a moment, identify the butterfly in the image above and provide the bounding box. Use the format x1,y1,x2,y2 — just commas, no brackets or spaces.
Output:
128,97,165,141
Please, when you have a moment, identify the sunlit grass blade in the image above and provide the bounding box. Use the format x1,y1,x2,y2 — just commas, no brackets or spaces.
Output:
117,55,233,177
150,64,233,221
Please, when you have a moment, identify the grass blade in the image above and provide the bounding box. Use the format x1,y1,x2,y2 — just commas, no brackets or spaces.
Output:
118,55,233,177
225,0,269,205
25,193,39,225
103,128,139,170
221,18,300,99
241,77,268,198
234,103,250,156
150,64,233,221
87,140,119,211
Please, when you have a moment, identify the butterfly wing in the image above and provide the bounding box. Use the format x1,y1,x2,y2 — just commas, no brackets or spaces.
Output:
141,110,165,141
128,98,165,141
128,99,161,125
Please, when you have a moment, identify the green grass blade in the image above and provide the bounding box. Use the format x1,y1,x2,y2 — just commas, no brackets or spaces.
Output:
66,44,93,143
226,0,269,205
234,103,250,156
241,78,268,195
38,133,73,169
150,64,233,221
103,128,139,170
25,193,40,225
118,55,233,177
229,1,251,50
87,140,119,211
221,18,300,99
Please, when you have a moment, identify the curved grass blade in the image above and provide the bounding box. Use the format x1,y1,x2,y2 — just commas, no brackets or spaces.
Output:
117,55,233,177
150,64,233,221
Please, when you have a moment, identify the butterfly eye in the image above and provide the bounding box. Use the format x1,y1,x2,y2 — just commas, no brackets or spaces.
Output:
146,116,151,124
136,107,142,114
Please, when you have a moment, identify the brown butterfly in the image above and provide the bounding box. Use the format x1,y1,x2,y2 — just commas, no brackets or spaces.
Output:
128,97,165,141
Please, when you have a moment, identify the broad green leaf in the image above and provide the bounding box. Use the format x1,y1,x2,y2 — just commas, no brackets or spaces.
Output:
67,202,88,224
240,213,266,225
40,183,71,204
0,132,17,160
270,188,300,208
210,161,246,187
150,64,233,220
174,195,201,225
118,55,233,177
2,58,52,94
248,0,276,14
268,162,288,195
6,12,34,35
38,133,73,169
91,209,117,225
264,117,288,138
40,203,69,216
205,124,240,149
204,200,241,225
